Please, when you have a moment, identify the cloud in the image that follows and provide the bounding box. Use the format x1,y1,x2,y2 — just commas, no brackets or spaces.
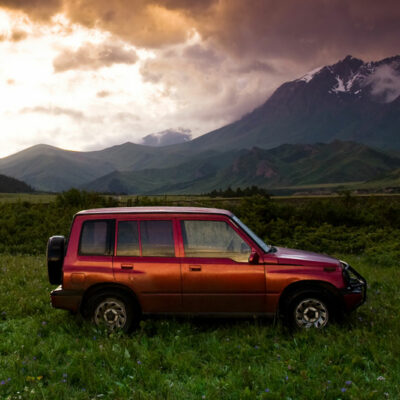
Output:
0,0,62,20
0,29,28,42
141,128,192,146
365,63,400,102
113,112,140,122
53,41,138,72
96,90,111,98
21,105,84,120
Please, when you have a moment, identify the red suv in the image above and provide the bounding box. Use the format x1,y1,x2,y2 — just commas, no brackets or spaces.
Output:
47,207,366,331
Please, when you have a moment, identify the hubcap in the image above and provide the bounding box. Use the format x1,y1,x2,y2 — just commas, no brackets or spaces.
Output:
94,298,127,330
294,298,329,328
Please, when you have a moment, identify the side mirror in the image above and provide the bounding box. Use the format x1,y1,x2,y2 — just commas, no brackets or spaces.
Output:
248,251,259,265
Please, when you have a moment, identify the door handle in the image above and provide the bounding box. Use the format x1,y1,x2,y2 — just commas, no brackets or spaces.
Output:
189,265,202,272
121,264,134,270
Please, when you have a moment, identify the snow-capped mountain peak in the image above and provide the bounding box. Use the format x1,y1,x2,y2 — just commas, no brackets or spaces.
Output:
298,66,323,83
297,55,400,103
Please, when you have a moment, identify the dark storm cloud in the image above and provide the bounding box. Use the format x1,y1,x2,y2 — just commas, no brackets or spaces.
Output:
2,0,398,64
53,41,138,72
0,0,61,20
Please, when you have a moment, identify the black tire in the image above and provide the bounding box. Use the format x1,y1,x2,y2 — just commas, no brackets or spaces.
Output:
284,292,333,329
87,291,140,333
47,236,65,285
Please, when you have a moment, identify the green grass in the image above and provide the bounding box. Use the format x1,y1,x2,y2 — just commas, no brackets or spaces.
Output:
0,254,399,399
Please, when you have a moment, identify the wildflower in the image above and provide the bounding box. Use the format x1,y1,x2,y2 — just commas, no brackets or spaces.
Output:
254,345,260,350
265,388,270,393
63,373,68,378
285,376,289,381
137,360,142,365
0,381,5,385
377,376,385,381
41,321,47,326
7,378,11,382
62,379,67,383
93,336,97,340
345,380,352,385
341,388,347,393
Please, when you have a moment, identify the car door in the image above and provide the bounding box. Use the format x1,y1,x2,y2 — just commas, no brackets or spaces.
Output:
113,217,182,313
179,217,266,313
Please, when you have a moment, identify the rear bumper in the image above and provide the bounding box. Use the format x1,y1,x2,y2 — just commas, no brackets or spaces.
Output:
50,285,83,313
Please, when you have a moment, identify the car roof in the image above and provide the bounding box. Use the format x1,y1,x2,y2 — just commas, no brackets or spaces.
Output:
76,206,233,217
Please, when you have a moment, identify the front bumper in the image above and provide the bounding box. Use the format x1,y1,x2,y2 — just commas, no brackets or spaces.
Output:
340,262,367,312
50,285,83,313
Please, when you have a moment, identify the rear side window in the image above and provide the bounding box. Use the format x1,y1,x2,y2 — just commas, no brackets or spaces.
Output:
79,220,114,256
117,221,140,256
181,220,251,262
116,220,175,257
140,220,175,257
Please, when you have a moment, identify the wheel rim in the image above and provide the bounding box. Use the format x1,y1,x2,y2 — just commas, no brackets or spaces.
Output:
294,298,329,329
94,298,127,330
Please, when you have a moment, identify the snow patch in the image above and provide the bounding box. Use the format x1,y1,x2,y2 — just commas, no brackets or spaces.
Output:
332,76,346,93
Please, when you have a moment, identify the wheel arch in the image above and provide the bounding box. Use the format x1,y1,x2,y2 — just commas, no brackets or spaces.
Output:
278,280,343,317
80,282,141,317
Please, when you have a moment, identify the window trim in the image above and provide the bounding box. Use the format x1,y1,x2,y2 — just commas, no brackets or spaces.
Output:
78,219,115,257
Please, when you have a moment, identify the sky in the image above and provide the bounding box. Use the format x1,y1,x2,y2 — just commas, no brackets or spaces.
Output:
0,0,399,158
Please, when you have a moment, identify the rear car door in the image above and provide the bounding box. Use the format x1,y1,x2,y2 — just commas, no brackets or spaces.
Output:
179,217,265,313
113,217,182,313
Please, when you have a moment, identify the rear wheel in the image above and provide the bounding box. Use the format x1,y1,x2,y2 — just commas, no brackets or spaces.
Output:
285,292,332,329
88,291,139,333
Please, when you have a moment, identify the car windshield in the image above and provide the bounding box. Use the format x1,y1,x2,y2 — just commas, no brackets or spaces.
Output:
232,216,271,253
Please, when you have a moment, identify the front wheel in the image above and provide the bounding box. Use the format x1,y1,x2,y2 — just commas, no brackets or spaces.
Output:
286,294,332,329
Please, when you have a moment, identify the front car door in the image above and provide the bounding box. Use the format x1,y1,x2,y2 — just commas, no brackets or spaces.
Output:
179,216,266,314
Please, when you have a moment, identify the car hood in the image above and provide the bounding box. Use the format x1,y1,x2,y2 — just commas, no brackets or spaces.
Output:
271,246,341,267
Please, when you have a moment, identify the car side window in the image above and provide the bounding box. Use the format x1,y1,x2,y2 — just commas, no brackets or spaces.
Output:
117,221,140,256
140,220,175,257
181,220,251,262
79,220,113,256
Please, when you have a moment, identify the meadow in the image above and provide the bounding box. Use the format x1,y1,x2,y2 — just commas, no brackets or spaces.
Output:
0,191,399,399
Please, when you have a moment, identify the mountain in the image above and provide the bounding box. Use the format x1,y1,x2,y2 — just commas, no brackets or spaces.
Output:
181,55,400,152
0,144,115,192
1,54,399,192
83,141,400,194
0,174,33,193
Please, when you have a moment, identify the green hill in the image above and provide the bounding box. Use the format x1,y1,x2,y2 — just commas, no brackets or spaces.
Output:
0,174,33,193
83,141,400,194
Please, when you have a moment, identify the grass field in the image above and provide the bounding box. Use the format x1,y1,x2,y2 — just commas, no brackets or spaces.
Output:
0,254,399,399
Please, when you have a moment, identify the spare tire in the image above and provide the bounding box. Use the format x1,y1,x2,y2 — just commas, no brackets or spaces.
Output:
47,236,65,285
